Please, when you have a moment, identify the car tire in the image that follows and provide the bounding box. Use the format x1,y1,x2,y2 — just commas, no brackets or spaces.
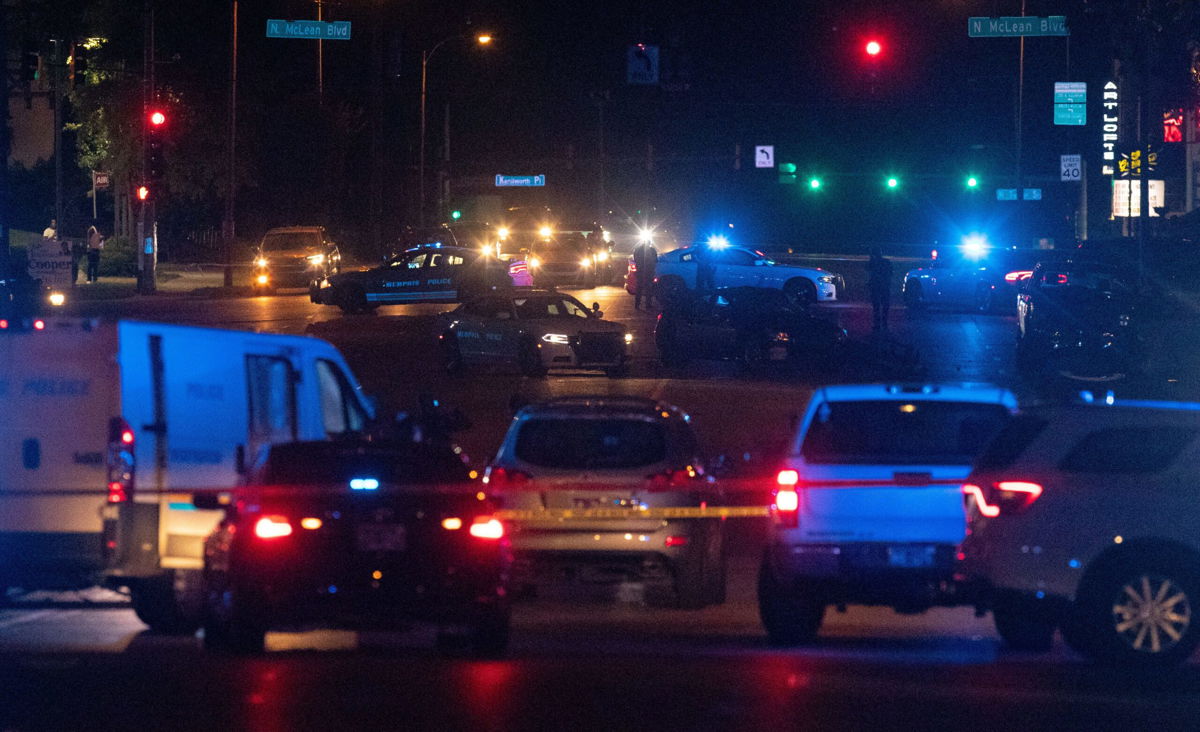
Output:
784,278,817,308
130,570,203,635
1073,553,1200,666
519,339,547,378
202,578,266,655
757,555,825,646
441,332,464,374
992,597,1055,652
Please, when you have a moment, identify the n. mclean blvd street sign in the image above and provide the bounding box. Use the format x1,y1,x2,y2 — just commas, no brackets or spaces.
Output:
968,16,1068,37
266,19,352,40
495,174,546,187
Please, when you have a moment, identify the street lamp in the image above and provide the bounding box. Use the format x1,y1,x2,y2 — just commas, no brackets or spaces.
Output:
419,32,494,228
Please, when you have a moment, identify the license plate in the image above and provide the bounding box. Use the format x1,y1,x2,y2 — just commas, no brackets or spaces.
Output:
887,545,935,568
356,524,407,552
769,346,788,361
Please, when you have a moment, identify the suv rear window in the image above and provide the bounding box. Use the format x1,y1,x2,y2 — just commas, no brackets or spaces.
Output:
1058,427,1196,474
515,418,667,469
800,400,1011,465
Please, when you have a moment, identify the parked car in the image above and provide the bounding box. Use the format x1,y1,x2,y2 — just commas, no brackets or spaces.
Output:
435,290,631,377
759,383,1017,645
901,245,1060,313
252,226,341,294
1015,258,1144,381
654,244,843,306
654,287,847,371
960,396,1200,666
313,244,530,313
199,439,512,656
485,396,726,609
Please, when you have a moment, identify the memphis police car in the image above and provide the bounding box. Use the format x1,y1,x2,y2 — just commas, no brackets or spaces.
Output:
653,237,843,306
313,244,532,313
435,290,631,377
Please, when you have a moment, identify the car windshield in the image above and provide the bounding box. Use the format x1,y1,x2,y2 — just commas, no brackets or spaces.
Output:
261,231,322,252
801,400,1011,465
513,296,591,319
514,418,667,469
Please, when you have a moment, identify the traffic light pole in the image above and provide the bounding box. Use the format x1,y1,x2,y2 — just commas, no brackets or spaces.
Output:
0,3,10,278
223,0,238,288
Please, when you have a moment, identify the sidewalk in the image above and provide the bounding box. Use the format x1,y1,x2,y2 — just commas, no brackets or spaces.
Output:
68,265,257,301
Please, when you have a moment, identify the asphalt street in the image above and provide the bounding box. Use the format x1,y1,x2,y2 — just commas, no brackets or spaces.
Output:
3,267,1198,729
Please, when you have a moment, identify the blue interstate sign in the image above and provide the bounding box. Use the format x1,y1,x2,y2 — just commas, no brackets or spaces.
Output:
266,19,352,40
495,174,546,187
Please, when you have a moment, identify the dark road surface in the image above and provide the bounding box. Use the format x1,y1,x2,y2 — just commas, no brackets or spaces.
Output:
5,269,1198,729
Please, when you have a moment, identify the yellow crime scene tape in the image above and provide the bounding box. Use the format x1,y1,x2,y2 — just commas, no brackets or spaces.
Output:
493,506,771,521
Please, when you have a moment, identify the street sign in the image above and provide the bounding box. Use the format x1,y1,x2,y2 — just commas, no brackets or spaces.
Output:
1023,188,1042,201
266,19,352,40
92,170,111,190
626,44,659,85
1053,82,1086,126
495,174,546,187
755,146,775,169
996,188,1018,201
968,16,1069,37
1061,155,1082,182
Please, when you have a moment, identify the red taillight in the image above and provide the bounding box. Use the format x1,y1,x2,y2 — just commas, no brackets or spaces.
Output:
0,319,8,329
33,320,45,331
628,261,637,273
775,489,799,512
664,535,689,548
776,469,799,487
773,469,800,527
106,481,127,504
107,418,135,503
963,481,1043,517
468,517,505,540
484,467,530,487
1004,270,1033,283
254,516,294,539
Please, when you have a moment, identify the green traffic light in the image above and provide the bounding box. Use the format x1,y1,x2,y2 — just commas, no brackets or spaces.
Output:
886,177,899,189
451,210,462,220
966,176,979,188
808,178,822,190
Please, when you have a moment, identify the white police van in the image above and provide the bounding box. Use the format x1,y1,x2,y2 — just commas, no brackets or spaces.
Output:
759,383,1017,645
0,317,373,631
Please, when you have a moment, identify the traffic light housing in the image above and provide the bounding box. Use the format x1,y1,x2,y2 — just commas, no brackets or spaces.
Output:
20,47,38,83
146,109,166,183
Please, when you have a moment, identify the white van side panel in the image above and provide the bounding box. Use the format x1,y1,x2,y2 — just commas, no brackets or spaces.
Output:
0,321,118,535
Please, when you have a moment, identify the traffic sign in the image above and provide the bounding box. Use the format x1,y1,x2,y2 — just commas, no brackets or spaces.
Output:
626,44,659,85
755,146,775,169
968,16,1069,37
92,170,111,190
1053,82,1086,126
1023,188,1042,201
1061,155,1082,182
996,188,1018,201
495,174,546,187
1054,105,1086,125
266,19,352,40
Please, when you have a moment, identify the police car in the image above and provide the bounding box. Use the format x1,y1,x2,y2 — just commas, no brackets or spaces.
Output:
653,240,843,306
313,244,532,313
435,290,631,377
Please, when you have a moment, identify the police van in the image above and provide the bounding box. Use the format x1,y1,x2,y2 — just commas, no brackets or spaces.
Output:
0,317,373,632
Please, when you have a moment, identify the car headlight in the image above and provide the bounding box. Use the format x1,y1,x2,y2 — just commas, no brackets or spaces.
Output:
541,333,570,345
255,257,268,268
818,275,836,284
48,291,66,307
307,253,326,266
581,257,593,268
596,250,609,262
256,274,269,285
528,257,541,268
624,332,633,344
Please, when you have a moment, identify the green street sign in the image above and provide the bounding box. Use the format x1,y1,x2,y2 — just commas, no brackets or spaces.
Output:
1054,105,1086,125
267,19,352,40
969,16,1068,37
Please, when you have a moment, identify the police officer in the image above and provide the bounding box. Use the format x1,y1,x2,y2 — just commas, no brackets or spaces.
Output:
632,238,658,310
866,246,893,331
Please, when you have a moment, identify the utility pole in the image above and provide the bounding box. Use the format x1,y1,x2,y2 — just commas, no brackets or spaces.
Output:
316,0,323,107
223,0,238,287
52,39,63,235
0,2,10,277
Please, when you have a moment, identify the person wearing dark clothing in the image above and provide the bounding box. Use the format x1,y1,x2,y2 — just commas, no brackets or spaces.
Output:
631,240,658,309
866,246,893,331
695,246,717,292
85,226,103,283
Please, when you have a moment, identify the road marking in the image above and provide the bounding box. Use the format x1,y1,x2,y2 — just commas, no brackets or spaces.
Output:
0,609,75,631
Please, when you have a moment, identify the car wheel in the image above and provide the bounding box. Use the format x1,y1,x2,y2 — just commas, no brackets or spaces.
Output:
130,570,203,635
784,278,817,308
1073,554,1200,666
518,339,547,377
992,597,1055,652
757,554,825,645
903,282,924,311
202,578,266,654
441,332,464,374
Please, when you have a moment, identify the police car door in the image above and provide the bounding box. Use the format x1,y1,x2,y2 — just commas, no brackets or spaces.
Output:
714,248,758,288
423,251,462,302
379,252,428,302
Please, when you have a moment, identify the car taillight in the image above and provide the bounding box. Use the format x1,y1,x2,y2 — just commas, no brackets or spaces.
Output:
254,515,294,539
963,481,1043,517
468,517,505,540
484,467,530,487
773,469,800,527
664,535,689,548
1004,270,1033,283
106,417,135,504
628,261,637,273
646,466,699,489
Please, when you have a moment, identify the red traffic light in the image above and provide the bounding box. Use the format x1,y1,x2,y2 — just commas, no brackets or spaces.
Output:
137,185,150,201
149,110,166,126
865,40,882,57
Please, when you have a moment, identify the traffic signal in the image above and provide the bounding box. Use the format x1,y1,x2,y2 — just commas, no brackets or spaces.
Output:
450,209,462,221
808,177,822,190
20,47,38,83
965,176,979,189
146,109,166,183
885,176,900,189
865,40,882,57
136,185,150,201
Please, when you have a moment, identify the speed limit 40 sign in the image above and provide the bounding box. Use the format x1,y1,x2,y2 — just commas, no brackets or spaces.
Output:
1061,154,1082,182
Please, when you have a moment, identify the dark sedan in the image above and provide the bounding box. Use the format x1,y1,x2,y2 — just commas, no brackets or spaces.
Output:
312,244,530,313
655,287,847,370
198,439,512,656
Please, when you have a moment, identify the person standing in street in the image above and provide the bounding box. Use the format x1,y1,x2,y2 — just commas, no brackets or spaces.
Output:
631,238,658,310
866,246,893,331
85,225,104,283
